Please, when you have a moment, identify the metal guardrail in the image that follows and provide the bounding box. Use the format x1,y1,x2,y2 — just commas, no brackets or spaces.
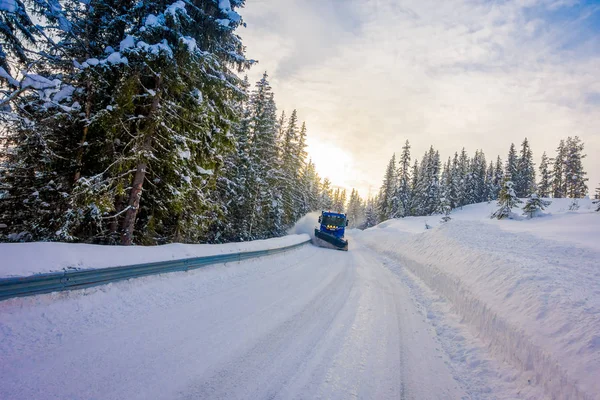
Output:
0,239,310,301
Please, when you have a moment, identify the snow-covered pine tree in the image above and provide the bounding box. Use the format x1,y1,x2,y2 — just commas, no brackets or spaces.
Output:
438,163,452,223
440,157,451,206
298,160,320,217
279,109,300,227
493,156,504,199
515,138,535,197
332,188,340,211
411,151,428,216
395,140,411,217
568,198,579,211
346,189,365,228
552,139,566,198
439,195,452,223
0,0,91,241
485,161,495,202
456,148,469,207
290,120,310,221
522,193,551,218
491,179,522,220
448,152,461,209
276,111,286,138
469,150,487,203
408,159,419,215
414,147,441,216
564,136,588,198
244,72,283,239
319,178,334,210
0,0,71,84
331,188,348,213
362,197,378,228
338,189,347,213
208,76,252,242
377,154,397,221
87,0,251,245
538,151,552,198
505,143,518,184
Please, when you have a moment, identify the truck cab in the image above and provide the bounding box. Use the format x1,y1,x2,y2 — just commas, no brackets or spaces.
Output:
318,212,348,239
314,211,349,251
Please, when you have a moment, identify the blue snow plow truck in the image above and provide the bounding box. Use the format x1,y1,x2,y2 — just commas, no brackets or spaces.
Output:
313,211,349,251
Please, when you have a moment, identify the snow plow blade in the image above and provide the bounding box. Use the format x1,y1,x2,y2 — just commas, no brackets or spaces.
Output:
313,229,348,251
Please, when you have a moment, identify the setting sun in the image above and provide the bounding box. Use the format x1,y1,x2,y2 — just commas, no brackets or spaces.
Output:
306,137,353,192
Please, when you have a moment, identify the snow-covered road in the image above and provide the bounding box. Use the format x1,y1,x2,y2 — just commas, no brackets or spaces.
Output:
0,239,471,400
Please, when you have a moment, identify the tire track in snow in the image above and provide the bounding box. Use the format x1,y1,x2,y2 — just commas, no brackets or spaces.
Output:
181,253,356,399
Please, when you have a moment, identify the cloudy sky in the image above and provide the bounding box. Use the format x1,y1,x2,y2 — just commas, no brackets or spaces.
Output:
240,0,600,198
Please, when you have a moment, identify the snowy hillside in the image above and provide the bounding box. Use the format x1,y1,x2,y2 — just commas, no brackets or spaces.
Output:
355,198,600,399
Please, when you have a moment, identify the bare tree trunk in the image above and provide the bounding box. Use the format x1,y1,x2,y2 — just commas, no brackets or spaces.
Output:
120,156,148,245
120,75,162,245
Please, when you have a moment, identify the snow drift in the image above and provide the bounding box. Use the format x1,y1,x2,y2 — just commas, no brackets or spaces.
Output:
356,198,600,400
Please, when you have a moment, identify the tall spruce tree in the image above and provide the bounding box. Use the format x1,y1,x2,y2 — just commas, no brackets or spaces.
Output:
493,156,504,199
346,189,364,228
395,140,412,217
552,139,566,198
515,138,535,197
2,0,252,244
456,148,469,207
449,152,461,208
378,154,397,221
485,161,495,201
319,178,334,210
279,109,300,226
505,143,518,184
467,150,487,204
298,160,320,217
245,72,282,239
363,197,378,228
564,136,588,198
409,159,419,215
538,151,552,198
413,147,441,216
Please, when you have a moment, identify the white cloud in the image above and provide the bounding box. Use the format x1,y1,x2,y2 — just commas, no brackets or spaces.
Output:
240,0,600,198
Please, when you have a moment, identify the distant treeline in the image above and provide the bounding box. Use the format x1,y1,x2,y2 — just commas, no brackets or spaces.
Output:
370,136,589,226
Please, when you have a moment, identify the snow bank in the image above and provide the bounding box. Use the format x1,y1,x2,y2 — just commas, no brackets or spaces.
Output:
357,199,600,400
0,234,310,278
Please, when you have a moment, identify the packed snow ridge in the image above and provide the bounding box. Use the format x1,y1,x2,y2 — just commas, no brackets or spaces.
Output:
356,197,600,400
0,234,310,277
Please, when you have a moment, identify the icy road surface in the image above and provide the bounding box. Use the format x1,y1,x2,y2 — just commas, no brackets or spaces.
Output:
3,240,500,399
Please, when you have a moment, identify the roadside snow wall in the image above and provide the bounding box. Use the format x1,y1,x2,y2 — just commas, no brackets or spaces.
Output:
358,219,600,400
0,234,310,278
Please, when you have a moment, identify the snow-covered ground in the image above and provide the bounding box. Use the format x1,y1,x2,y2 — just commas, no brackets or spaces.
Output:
0,234,310,277
1,199,597,399
2,243,474,400
356,197,600,400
